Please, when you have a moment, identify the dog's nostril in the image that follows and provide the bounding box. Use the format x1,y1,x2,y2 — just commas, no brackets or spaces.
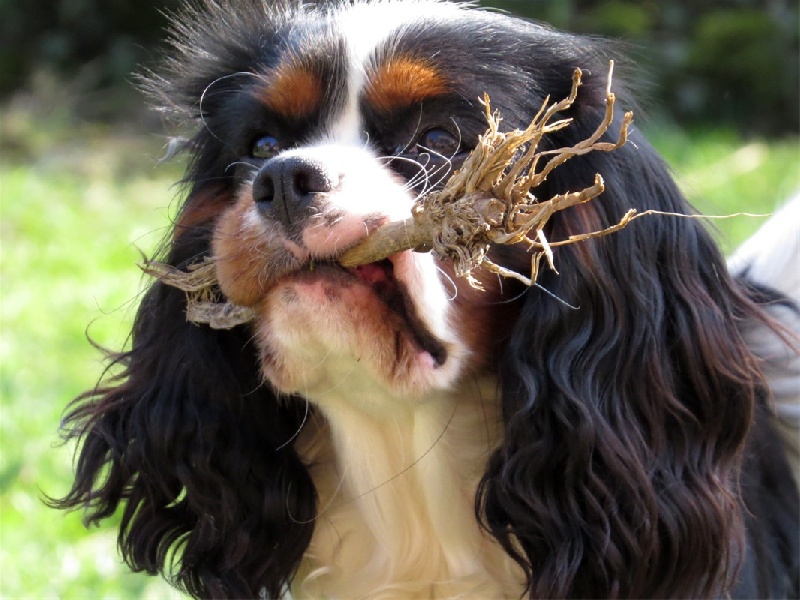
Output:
255,176,276,204
294,167,333,196
294,172,311,196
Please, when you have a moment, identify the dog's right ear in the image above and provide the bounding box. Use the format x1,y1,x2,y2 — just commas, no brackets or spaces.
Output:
51,185,317,598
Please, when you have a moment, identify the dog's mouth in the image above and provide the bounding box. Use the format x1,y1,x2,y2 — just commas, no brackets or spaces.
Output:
297,257,448,368
349,259,448,367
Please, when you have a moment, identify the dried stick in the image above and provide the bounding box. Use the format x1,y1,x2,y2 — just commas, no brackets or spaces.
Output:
143,63,637,326
339,63,635,288
141,259,256,328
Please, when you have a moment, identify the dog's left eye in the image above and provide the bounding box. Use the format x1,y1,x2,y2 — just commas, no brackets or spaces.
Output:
416,128,460,156
250,135,282,159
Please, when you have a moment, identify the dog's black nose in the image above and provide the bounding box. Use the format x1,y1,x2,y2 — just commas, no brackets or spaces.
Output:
252,156,335,228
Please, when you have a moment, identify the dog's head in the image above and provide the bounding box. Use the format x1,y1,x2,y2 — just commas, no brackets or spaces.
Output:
164,0,614,403
55,1,772,597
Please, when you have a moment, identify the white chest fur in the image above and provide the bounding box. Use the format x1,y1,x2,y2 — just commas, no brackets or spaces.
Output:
292,379,525,598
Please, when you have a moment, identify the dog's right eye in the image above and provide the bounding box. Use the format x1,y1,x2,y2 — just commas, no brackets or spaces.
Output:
416,127,461,156
250,135,282,159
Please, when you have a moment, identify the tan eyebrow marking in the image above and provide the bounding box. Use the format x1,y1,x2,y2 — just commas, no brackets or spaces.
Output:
365,57,449,113
257,63,323,119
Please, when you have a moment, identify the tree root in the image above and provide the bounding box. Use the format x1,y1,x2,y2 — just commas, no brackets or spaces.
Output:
144,62,636,327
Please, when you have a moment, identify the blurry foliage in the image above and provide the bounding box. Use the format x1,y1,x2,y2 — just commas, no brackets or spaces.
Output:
0,0,181,119
0,0,797,130
491,0,799,135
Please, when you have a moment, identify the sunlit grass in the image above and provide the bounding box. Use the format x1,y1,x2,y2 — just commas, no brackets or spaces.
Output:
1,164,182,598
649,126,799,253
1,112,184,598
1,111,797,598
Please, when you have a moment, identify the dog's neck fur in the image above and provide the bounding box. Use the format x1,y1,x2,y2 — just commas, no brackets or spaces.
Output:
293,377,525,597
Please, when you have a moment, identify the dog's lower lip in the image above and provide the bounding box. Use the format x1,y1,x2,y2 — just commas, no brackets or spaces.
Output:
305,258,447,367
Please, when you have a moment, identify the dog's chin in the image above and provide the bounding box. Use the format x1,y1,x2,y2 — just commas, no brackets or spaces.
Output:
252,251,468,407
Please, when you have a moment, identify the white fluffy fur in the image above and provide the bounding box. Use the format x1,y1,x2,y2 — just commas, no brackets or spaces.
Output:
728,196,800,484
293,379,524,598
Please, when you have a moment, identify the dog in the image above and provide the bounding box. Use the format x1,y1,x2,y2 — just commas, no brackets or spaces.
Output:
54,0,800,597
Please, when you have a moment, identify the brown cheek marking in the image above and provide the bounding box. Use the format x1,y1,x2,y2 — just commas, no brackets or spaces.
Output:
257,64,322,119
213,196,271,307
173,187,232,241
441,257,523,372
365,57,449,113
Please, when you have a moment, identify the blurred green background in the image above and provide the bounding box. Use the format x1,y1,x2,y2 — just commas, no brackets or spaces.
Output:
1,0,798,598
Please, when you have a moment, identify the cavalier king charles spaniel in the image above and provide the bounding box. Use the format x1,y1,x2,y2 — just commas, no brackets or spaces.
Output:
55,0,799,598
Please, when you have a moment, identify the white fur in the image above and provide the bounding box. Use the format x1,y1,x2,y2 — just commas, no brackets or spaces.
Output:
293,379,525,598
329,0,470,144
258,1,473,401
727,195,800,305
728,195,800,484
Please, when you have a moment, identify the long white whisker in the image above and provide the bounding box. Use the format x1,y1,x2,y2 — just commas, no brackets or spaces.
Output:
275,399,310,450
435,264,459,301
225,160,256,174
198,71,256,144
350,398,459,501
397,106,426,155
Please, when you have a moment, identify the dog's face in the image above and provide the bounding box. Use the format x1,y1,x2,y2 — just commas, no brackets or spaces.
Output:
205,2,545,404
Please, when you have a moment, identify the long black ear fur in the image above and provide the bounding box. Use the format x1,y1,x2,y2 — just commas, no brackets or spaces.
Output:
476,63,796,598
52,2,318,596
51,216,316,599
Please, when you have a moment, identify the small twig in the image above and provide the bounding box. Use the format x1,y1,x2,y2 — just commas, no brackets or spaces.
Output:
143,62,644,323
340,62,634,289
140,258,256,329
140,259,217,294
186,300,256,329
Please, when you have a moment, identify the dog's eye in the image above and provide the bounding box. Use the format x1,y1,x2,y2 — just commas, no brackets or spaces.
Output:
417,128,460,156
250,135,282,159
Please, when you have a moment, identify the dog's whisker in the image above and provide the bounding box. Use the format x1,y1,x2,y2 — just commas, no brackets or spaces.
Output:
434,264,459,301
349,397,459,502
225,160,256,174
396,105,427,155
275,398,310,450
198,71,256,144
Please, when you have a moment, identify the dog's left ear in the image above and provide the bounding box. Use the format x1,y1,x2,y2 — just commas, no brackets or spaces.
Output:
52,188,317,599
476,75,763,598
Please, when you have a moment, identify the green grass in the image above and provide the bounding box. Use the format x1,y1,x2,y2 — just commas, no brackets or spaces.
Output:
1,112,183,599
1,109,798,599
647,125,799,253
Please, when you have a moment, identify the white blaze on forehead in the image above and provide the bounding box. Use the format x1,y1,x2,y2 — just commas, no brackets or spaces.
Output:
325,0,469,145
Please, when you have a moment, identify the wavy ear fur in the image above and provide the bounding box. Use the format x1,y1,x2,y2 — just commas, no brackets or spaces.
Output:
52,4,321,597
53,164,316,597
52,190,316,598
477,70,772,597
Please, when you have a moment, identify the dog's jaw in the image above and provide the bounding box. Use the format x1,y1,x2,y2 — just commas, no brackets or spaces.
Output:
213,143,474,402
254,250,468,404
